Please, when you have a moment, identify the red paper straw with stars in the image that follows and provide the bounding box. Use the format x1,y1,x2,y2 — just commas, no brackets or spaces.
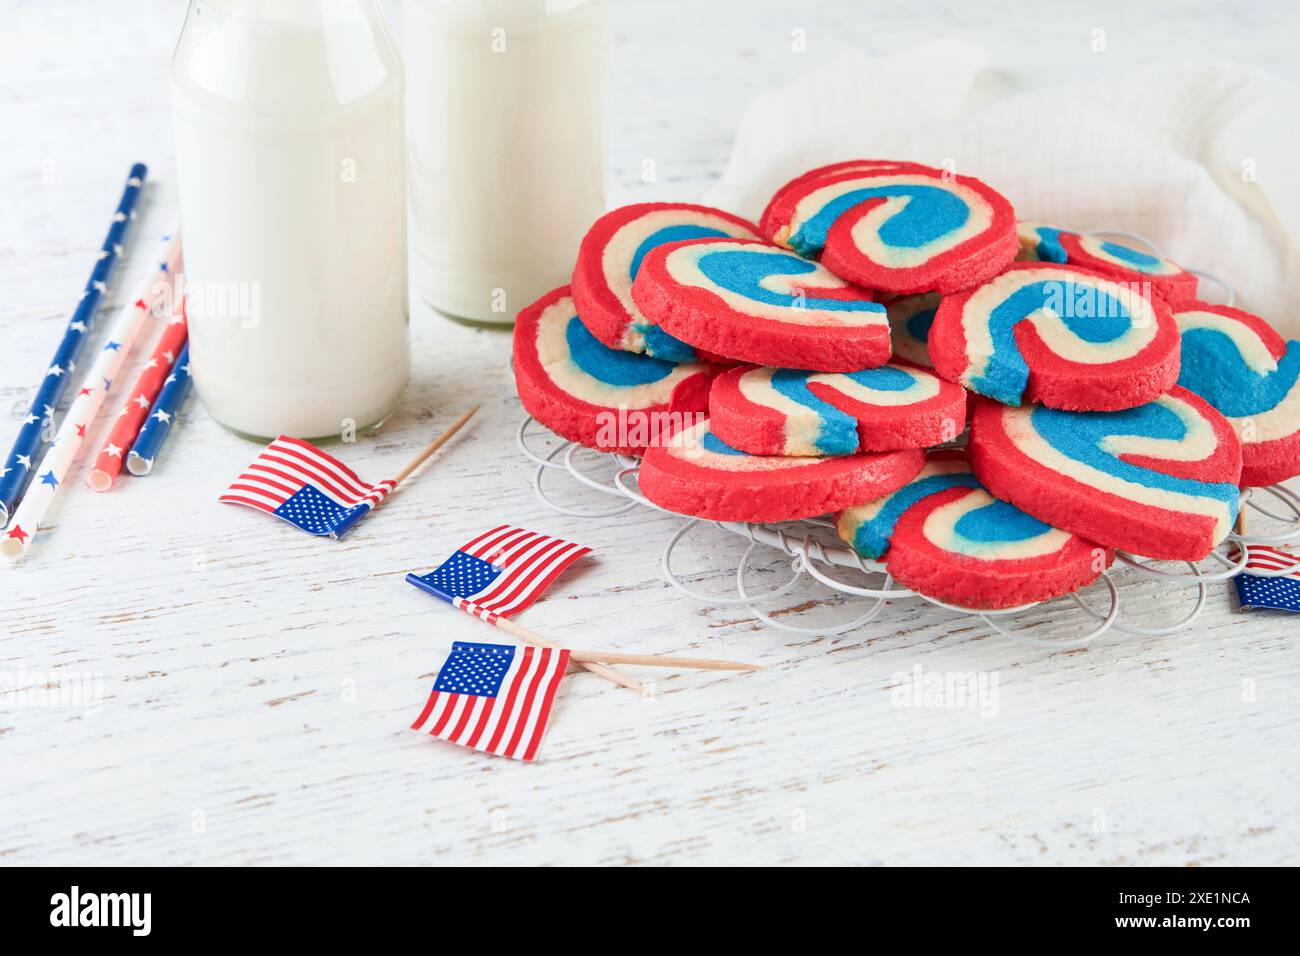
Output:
1,236,181,560
87,296,187,491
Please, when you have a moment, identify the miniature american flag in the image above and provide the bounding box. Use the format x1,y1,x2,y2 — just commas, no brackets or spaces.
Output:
406,525,591,622
1232,545,1300,612
219,435,395,539
411,641,570,761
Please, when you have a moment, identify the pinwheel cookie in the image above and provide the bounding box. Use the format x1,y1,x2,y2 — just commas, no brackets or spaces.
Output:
631,237,889,372
1016,222,1199,305
758,159,936,238
572,202,761,361
928,262,1180,411
513,286,715,456
708,362,966,457
836,450,1112,609
762,164,1018,294
1174,301,1300,487
968,388,1243,561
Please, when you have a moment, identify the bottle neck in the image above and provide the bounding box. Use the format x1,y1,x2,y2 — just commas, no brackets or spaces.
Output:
173,0,401,116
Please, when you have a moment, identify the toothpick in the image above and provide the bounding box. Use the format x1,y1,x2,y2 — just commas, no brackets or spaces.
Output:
568,649,760,671
393,405,479,487
491,616,643,691
491,616,759,681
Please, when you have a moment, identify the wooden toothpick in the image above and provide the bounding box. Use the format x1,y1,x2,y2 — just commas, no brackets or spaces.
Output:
393,405,480,487
492,616,643,691
492,616,759,680
568,650,760,672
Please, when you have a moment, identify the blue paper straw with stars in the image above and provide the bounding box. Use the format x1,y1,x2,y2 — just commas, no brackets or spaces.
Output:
0,162,148,526
126,341,191,476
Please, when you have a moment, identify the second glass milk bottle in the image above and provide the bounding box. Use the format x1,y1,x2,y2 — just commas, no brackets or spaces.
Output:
404,0,610,325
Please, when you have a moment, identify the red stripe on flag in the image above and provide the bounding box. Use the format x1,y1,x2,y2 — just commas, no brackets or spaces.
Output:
463,696,499,749
467,526,530,561
503,649,553,759
473,539,564,608
482,543,589,617
457,525,512,555
522,650,569,761
483,647,535,755
236,468,298,498
446,694,484,744
479,528,539,563
217,494,277,513
277,434,371,488
264,443,379,501
260,451,373,505
411,690,440,730
428,694,461,737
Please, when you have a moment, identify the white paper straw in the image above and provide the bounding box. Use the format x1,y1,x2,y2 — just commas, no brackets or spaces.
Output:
1,237,180,560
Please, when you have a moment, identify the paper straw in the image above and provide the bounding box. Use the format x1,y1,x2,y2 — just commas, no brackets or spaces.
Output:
0,162,147,526
126,342,192,477
1,242,178,561
88,300,187,490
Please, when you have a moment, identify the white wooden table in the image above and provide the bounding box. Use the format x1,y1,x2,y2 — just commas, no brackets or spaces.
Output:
2,0,1298,866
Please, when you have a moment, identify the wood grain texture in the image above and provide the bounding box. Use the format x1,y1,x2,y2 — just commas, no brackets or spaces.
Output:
2,0,1298,866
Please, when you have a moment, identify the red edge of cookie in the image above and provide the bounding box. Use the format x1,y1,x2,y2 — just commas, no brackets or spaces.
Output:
512,285,716,456
885,485,1112,610
638,424,926,523
571,202,761,351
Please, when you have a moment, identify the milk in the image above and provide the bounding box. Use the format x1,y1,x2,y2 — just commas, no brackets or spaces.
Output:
404,0,610,324
172,0,409,440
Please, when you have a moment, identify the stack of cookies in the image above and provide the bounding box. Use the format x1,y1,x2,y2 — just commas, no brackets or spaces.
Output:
512,161,1300,610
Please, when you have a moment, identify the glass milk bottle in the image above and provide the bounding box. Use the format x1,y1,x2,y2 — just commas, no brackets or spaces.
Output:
172,0,409,440
404,0,610,325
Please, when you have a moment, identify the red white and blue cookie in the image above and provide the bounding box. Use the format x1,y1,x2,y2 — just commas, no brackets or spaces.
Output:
968,388,1243,561
836,450,1111,609
885,292,943,369
708,362,966,457
758,159,935,238
1016,222,1199,305
630,237,889,372
571,203,761,361
1174,301,1300,487
928,262,1180,411
638,419,924,523
762,165,1018,294
513,286,714,455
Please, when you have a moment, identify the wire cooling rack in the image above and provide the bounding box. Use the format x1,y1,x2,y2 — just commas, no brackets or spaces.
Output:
515,230,1300,648
518,415,1300,649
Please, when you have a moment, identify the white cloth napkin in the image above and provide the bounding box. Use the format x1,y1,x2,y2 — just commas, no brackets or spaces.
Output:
706,39,1300,338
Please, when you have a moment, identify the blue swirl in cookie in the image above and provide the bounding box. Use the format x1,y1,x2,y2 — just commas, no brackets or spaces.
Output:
565,315,677,387
694,249,883,315
845,470,982,558
628,224,731,361
1097,241,1163,271
1028,401,1240,513
906,306,937,345
1177,328,1300,418
951,497,1053,544
766,366,925,455
1025,225,1069,263
787,184,970,258
968,279,1144,406
701,430,747,456
630,224,730,279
